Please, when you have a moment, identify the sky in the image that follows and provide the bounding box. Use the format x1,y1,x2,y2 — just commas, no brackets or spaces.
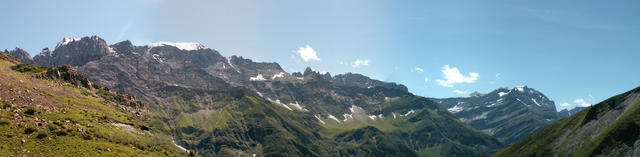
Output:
2,0,640,110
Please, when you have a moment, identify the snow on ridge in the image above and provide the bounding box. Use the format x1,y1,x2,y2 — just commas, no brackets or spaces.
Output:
57,38,81,48
514,85,525,92
150,42,205,51
447,105,463,113
314,115,326,125
328,114,341,123
498,91,510,97
271,72,285,79
250,73,266,81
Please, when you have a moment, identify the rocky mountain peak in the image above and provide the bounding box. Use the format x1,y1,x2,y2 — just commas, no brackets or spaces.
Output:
34,35,112,66
7,47,35,64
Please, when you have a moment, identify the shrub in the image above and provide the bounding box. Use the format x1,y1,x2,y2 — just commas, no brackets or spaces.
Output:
36,130,49,139
23,106,37,115
24,126,37,134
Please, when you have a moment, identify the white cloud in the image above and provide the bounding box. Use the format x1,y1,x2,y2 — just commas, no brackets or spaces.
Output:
574,99,590,107
436,64,479,88
352,59,370,67
453,90,467,94
560,102,571,106
424,76,429,82
573,94,595,107
297,45,320,62
495,73,501,79
414,67,424,72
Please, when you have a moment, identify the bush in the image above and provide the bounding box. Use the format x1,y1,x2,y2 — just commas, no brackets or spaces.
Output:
24,126,37,134
36,130,49,139
23,106,37,115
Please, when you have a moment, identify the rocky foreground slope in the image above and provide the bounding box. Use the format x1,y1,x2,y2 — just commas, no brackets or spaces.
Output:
0,51,187,156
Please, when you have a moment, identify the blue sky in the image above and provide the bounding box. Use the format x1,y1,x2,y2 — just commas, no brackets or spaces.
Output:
2,0,639,110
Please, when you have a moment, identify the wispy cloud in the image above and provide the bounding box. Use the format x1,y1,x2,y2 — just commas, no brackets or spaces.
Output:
117,22,132,41
413,67,424,72
424,76,429,82
297,45,320,62
436,64,479,88
352,59,370,67
453,90,467,94
559,102,571,106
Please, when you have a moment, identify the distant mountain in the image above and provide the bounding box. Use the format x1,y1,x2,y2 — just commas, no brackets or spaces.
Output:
557,106,587,118
6,36,503,156
493,86,640,157
431,86,560,145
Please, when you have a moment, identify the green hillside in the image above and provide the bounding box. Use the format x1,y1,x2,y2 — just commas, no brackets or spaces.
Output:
0,52,186,156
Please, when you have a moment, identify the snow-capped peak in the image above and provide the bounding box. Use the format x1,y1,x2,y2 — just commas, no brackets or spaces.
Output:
149,42,205,51
56,38,81,48
514,85,526,92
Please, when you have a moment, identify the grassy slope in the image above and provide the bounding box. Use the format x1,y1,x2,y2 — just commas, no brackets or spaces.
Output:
0,52,185,156
493,86,640,157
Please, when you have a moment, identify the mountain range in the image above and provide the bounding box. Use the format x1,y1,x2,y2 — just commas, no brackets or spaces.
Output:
3,36,503,156
1,35,616,156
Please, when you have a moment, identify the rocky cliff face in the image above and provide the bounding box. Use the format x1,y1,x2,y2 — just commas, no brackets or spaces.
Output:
33,36,113,66
432,86,559,145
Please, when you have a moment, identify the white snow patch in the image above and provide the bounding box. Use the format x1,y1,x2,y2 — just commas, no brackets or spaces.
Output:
392,112,397,119
328,114,341,123
256,91,264,97
402,110,415,116
368,115,377,121
471,112,489,120
343,113,353,122
150,42,205,51
273,99,292,111
531,98,541,106
152,54,164,63
288,101,307,111
314,114,326,125
515,85,525,92
172,138,188,152
108,46,116,53
498,91,509,97
271,72,285,79
378,114,383,119
447,105,464,113
250,73,267,81
57,38,80,48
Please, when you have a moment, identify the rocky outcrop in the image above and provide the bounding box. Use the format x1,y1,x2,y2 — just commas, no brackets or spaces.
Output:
33,36,112,66
6,48,35,64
